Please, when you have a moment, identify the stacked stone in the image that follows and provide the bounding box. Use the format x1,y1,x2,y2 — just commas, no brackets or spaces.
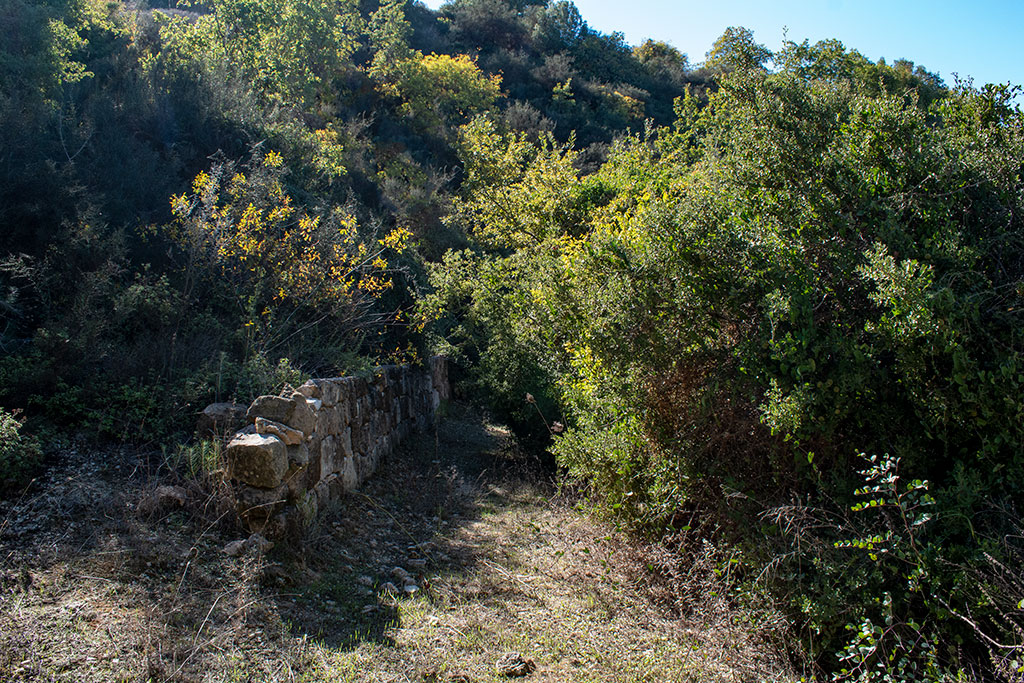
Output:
224,358,449,538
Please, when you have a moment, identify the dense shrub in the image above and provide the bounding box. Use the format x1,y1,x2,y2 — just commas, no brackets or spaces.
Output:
0,408,43,494
431,38,1024,677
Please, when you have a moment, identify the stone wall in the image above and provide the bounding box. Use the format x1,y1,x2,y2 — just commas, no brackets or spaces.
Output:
224,357,449,538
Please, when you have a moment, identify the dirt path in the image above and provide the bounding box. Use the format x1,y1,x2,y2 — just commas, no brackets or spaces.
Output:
0,405,795,682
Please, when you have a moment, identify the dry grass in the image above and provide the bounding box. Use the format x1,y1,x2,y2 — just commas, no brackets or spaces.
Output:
0,406,798,682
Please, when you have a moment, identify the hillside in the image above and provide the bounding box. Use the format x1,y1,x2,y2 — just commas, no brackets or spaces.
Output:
1,0,1023,680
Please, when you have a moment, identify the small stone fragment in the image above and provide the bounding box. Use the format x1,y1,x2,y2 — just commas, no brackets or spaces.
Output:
495,653,535,677
247,533,274,554
255,417,304,446
223,539,247,556
296,380,321,400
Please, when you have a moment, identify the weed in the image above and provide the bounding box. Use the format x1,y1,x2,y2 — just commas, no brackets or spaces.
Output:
162,439,224,482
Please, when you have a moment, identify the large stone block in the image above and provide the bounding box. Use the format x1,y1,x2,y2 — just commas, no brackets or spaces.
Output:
355,453,374,480
320,435,337,479
351,396,362,424
247,395,295,424
226,433,288,488
334,378,352,403
314,404,333,436
322,378,344,406
287,442,309,467
331,405,346,434
316,472,344,506
196,402,247,439
286,391,316,436
340,427,353,459
353,424,369,455
341,454,358,491
336,397,351,426
327,472,346,501
234,482,288,523
284,462,316,500
261,509,302,540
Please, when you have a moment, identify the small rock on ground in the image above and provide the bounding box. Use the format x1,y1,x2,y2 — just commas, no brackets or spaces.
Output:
495,652,535,677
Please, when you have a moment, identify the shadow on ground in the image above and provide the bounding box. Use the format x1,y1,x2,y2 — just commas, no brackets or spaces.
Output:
0,402,554,681
268,402,549,651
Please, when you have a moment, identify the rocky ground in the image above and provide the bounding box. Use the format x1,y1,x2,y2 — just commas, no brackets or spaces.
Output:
0,404,798,682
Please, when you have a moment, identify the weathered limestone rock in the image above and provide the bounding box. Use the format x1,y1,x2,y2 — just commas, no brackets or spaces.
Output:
314,379,340,407
296,380,321,401
335,427,352,463
223,533,273,557
320,435,337,479
196,402,247,439
341,454,358,491
247,395,295,424
255,417,303,446
315,404,339,436
233,482,288,522
287,442,309,467
495,653,535,678
336,397,351,426
262,510,302,539
313,478,333,512
137,485,188,517
287,391,316,436
226,433,288,488
284,463,314,500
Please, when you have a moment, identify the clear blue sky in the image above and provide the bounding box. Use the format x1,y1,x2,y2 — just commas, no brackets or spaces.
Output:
419,0,1024,90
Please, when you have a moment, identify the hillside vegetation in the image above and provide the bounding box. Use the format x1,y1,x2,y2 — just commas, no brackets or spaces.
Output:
1,0,1022,679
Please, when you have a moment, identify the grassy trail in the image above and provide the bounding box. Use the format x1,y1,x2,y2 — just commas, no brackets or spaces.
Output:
0,405,795,682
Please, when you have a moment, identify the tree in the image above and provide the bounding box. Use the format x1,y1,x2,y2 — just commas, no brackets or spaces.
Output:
450,115,580,247
705,26,770,73
165,149,411,358
385,53,502,133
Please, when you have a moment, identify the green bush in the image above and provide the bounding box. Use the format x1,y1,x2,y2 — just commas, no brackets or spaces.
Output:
0,408,43,495
433,39,1024,677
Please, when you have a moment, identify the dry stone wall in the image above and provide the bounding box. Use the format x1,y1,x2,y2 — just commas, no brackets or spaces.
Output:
224,357,450,538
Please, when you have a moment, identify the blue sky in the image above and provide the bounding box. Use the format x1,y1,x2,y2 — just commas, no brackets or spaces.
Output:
418,0,1024,90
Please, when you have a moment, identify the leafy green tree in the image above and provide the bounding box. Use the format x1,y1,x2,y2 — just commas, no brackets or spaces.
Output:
449,115,580,247
200,0,362,109
633,39,688,88
384,52,502,134
367,0,414,82
705,26,771,73
530,0,586,51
